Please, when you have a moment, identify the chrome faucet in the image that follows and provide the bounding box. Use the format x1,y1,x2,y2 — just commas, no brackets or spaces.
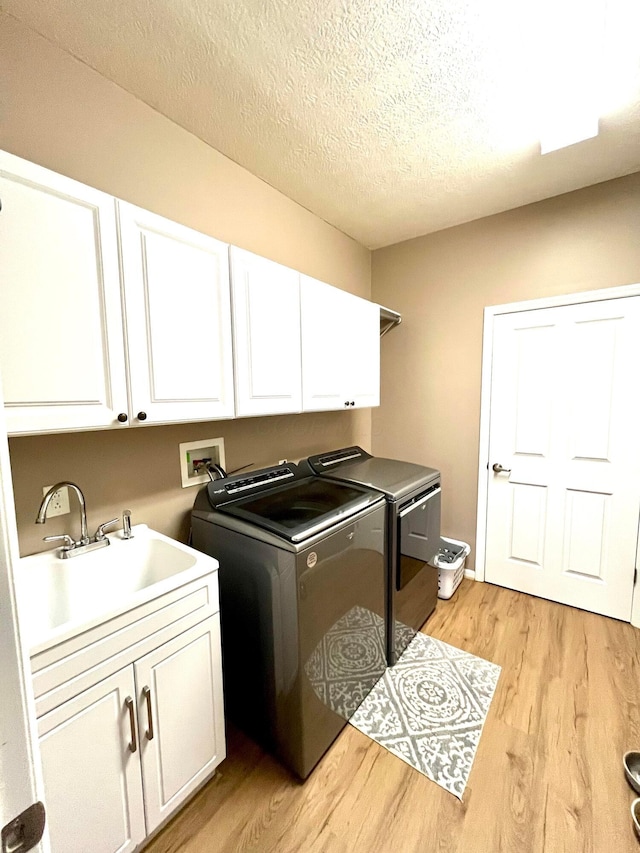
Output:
37,482,90,545
36,482,117,558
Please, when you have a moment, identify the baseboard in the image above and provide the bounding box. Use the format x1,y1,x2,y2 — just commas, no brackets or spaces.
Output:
464,568,476,581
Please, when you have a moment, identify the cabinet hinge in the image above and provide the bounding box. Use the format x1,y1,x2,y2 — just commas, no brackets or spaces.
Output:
635,568,638,586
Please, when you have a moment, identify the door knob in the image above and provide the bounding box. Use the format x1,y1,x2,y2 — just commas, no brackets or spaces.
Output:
492,463,512,474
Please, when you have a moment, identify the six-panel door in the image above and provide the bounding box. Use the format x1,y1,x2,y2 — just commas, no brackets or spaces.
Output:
484,297,640,620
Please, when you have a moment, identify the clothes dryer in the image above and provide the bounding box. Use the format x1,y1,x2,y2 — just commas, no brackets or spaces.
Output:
308,447,441,664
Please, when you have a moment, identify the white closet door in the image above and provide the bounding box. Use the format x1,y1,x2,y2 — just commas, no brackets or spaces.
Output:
0,150,128,434
230,247,302,416
117,202,234,425
485,296,640,620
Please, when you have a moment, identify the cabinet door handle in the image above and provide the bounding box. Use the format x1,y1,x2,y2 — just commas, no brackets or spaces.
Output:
125,696,137,753
143,686,154,741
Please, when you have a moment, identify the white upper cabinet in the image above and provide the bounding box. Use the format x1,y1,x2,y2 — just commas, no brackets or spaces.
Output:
343,290,380,408
300,275,380,411
230,247,302,416
0,150,129,434
0,149,381,433
118,202,234,425
0,151,235,434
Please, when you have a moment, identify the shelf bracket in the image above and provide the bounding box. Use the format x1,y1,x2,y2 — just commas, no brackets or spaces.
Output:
379,305,402,337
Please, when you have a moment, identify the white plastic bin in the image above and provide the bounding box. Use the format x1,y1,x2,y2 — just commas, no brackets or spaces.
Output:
431,536,471,600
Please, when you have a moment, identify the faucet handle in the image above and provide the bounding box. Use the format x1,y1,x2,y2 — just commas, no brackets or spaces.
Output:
94,518,119,541
44,534,75,550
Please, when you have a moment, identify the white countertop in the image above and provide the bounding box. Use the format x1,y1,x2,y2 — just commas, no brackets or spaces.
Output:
17,524,219,656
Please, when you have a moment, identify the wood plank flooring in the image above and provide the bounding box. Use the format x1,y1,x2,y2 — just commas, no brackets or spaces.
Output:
144,580,640,852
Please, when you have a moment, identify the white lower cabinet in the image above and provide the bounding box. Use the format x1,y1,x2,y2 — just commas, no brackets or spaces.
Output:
36,616,225,853
134,617,225,834
38,667,145,853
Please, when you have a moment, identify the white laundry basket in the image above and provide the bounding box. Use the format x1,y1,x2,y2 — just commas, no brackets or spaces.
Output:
431,537,471,600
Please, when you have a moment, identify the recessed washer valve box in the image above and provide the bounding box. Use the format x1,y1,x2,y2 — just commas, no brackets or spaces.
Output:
179,438,226,488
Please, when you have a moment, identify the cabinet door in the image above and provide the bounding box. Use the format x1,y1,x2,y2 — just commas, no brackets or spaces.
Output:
0,150,128,435
300,275,350,411
342,290,380,408
230,247,302,416
37,667,145,853
134,615,225,834
300,276,380,411
117,202,234,425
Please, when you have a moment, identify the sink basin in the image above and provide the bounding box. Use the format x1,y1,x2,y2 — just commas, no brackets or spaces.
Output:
17,524,217,653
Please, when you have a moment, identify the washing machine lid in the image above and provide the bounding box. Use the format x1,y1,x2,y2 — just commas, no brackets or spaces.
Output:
308,446,440,500
205,463,384,543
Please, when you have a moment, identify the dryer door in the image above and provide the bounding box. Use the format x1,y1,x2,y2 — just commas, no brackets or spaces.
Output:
398,484,441,588
391,484,441,662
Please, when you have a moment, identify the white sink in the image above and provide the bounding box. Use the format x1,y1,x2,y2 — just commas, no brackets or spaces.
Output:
17,524,217,653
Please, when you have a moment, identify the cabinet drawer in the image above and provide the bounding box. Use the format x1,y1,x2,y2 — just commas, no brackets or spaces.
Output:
32,573,218,717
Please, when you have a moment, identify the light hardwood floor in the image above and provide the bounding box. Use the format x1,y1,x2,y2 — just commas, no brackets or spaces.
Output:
144,580,640,852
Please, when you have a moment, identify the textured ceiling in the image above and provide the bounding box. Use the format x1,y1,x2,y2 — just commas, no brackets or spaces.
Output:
4,0,640,248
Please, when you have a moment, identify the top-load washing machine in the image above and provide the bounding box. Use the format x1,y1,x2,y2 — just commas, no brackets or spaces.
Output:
308,446,441,665
191,460,387,779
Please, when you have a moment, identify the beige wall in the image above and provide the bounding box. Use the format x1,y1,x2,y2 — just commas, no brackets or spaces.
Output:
11,413,361,557
7,13,640,567
372,172,640,567
1,14,372,556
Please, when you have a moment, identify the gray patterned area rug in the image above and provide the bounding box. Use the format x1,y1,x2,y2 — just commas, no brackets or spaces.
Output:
305,605,388,720
349,631,501,800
